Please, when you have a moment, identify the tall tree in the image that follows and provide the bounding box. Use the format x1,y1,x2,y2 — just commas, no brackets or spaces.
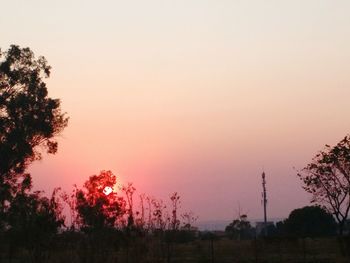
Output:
0,45,68,224
298,136,350,235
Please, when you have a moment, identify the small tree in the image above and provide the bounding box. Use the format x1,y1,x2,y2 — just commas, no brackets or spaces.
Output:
151,198,168,231
122,182,136,227
181,211,198,231
144,195,153,231
6,186,65,262
283,206,337,238
61,185,79,230
225,214,253,240
298,136,350,235
170,192,180,231
76,170,126,230
136,193,146,228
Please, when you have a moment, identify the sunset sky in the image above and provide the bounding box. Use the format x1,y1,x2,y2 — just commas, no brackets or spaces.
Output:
1,0,350,221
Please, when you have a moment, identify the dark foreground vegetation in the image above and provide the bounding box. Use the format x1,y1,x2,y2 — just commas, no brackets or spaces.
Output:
1,233,350,263
1,45,350,262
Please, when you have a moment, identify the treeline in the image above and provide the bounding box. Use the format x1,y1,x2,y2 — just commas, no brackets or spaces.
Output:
0,170,199,263
224,206,342,241
63,171,197,233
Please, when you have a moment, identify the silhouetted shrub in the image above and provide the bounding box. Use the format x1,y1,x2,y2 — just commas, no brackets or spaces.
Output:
283,206,337,238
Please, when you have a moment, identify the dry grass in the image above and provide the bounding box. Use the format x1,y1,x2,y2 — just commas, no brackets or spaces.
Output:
1,236,349,263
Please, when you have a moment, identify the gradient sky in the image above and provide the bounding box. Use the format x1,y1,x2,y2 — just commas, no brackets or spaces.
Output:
1,0,350,221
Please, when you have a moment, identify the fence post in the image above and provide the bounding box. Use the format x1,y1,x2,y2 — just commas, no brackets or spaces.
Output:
302,237,306,263
254,236,258,263
210,235,214,263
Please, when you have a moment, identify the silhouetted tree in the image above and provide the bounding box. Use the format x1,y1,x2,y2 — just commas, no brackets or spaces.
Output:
61,185,79,230
225,214,253,240
122,182,136,227
152,198,168,231
146,195,154,230
0,45,68,225
282,206,337,238
173,211,198,243
275,220,286,236
76,170,126,230
170,192,180,231
298,136,350,235
136,193,146,228
181,211,198,231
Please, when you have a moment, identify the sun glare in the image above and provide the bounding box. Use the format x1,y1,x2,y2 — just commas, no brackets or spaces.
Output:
113,181,123,192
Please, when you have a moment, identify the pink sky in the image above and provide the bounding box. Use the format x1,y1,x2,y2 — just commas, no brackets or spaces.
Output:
1,0,350,221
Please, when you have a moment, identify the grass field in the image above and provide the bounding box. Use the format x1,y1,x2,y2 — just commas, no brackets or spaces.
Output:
1,236,350,263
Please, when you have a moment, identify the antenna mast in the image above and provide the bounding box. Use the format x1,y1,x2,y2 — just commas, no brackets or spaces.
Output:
261,171,267,225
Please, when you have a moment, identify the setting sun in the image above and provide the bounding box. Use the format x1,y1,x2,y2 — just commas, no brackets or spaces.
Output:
103,186,113,196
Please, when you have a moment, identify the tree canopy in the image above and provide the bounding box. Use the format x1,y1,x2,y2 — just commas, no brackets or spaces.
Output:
298,136,350,235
